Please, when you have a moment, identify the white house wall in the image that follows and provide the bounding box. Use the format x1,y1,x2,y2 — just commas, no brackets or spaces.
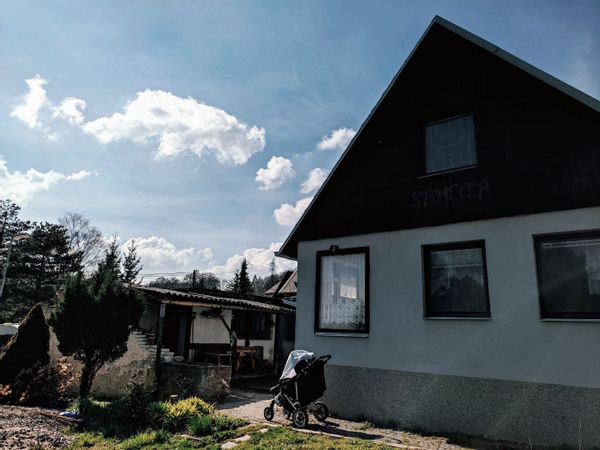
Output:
296,206,600,389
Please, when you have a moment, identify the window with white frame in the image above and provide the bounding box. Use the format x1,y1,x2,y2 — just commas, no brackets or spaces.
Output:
535,231,600,319
316,247,369,333
425,113,477,174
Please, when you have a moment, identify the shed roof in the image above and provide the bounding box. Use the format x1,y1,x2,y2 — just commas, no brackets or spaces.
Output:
135,286,295,314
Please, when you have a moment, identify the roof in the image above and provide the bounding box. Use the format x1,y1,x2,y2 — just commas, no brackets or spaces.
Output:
278,270,297,296
135,286,295,314
278,16,600,260
263,270,294,296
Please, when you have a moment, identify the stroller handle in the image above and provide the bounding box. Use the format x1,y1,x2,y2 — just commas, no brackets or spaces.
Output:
317,355,332,363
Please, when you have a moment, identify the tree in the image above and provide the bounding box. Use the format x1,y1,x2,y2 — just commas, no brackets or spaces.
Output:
122,239,142,284
59,213,105,270
7,222,76,305
96,235,121,279
0,303,49,385
49,265,142,398
227,259,253,294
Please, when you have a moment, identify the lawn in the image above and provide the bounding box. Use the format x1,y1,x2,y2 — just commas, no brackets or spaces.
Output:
66,425,395,450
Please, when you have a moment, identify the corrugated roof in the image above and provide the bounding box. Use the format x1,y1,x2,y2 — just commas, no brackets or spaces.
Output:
135,286,295,314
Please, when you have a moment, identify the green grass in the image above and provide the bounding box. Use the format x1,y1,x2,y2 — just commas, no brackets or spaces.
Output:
67,425,395,450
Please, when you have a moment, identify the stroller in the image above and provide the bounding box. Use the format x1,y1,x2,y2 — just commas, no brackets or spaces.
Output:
263,350,331,428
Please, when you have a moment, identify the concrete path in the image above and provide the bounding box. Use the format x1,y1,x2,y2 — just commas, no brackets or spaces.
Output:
217,389,473,449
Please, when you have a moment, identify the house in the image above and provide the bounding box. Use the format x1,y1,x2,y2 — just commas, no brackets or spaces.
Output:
263,270,298,371
136,286,295,379
277,16,600,447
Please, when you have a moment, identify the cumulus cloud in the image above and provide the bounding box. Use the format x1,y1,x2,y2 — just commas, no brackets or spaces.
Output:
207,242,296,278
124,236,213,272
317,127,356,151
82,89,266,165
300,167,328,194
0,158,92,205
255,156,295,190
273,196,313,227
10,75,50,131
52,97,86,125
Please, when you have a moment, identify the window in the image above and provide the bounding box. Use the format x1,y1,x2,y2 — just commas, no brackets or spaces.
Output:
423,240,490,318
534,231,600,319
232,312,272,340
315,247,369,333
425,113,476,174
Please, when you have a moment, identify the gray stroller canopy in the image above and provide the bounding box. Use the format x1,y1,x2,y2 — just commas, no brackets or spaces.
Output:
280,350,315,380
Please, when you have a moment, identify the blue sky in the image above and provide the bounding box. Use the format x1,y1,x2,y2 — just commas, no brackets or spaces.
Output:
1,0,599,281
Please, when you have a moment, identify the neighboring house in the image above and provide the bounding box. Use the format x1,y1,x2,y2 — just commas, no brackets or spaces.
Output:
136,286,295,377
264,270,298,372
277,16,600,447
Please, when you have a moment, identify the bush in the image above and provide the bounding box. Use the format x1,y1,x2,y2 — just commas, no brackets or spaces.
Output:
188,414,213,436
118,381,152,429
0,304,49,385
0,361,61,406
147,397,215,432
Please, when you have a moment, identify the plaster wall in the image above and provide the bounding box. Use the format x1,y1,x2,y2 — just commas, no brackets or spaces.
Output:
296,206,600,389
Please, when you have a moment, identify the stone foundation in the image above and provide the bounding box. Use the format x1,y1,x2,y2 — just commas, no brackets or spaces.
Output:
159,362,230,401
323,364,600,448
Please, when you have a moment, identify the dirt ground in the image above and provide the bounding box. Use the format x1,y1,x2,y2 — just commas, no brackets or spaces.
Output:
0,405,73,450
217,389,475,449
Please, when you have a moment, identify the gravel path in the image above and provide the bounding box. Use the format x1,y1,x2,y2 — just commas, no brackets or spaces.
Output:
0,405,73,450
217,389,473,449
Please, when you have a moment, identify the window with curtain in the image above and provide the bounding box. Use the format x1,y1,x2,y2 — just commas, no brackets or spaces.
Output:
535,231,600,319
423,241,490,317
316,248,368,333
425,113,476,174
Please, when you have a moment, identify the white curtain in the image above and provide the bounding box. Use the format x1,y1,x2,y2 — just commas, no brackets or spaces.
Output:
319,253,366,330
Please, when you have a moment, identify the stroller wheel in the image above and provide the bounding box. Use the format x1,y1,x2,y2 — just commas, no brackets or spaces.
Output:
313,402,329,422
263,406,274,421
292,410,308,428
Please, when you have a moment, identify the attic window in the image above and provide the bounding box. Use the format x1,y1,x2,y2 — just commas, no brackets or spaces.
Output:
425,113,476,174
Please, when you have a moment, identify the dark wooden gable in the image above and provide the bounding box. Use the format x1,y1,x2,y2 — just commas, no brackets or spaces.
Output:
279,17,600,259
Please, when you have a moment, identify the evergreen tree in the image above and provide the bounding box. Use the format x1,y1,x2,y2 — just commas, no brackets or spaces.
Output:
96,235,121,280
227,258,253,294
49,263,142,398
122,239,142,284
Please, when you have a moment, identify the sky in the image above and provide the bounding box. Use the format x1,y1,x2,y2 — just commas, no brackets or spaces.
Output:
1,0,599,283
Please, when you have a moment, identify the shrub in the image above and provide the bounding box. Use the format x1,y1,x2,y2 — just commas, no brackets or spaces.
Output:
188,414,213,436
0,304,49,385
118,381,152,429
0,361,61,406
211,414,247,431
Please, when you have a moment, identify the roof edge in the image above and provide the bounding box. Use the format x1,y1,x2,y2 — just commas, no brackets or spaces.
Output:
277,15,600,259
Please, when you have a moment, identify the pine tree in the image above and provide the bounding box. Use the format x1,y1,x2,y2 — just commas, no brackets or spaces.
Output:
227,259,253,294
122,239,142,284
96,235,121,281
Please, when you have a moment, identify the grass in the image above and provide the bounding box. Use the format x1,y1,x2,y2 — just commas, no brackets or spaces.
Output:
66,425,395,450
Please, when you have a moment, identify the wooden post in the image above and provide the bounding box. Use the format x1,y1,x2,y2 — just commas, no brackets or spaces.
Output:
155,302,166,388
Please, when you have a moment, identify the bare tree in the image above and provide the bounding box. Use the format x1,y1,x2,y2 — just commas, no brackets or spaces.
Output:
59,213,105,270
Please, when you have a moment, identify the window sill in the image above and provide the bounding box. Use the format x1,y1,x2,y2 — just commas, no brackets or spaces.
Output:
417,164,477,179
540,318,600,323
425,316,491,321
315,332,369,338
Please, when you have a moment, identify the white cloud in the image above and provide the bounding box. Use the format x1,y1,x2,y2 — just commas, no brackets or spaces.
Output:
255,156,295,190
317,127,356,151
207,242,296,279
273,196,313,227
300,167,328,194
124,236,213,272
10,74,49,131
83,89,266,165
0,158,92,205
52,97,86,125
